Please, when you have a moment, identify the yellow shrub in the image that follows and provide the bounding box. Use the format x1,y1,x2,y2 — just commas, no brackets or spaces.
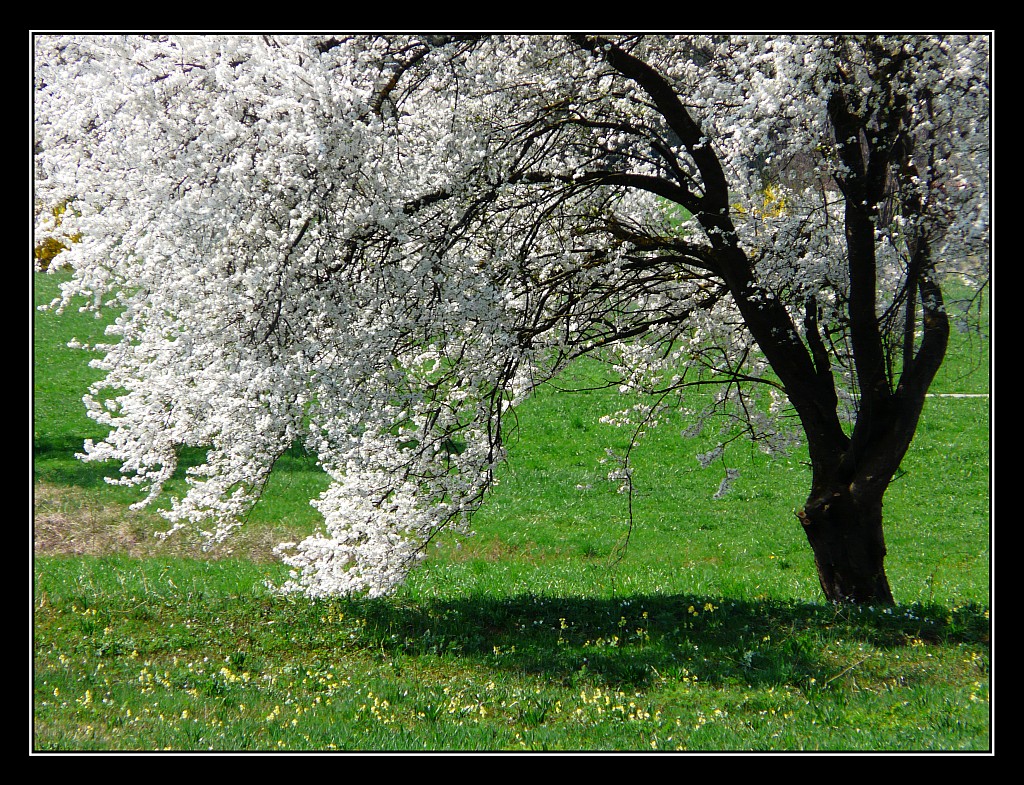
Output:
733,183,789,219
34,202,81,270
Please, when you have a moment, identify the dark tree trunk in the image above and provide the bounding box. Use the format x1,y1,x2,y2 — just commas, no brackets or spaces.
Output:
580,34,954,607
797,475,894,605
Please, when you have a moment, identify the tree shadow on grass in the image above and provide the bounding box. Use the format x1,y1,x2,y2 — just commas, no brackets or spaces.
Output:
300,592,990,690
36,554,989,694
34,439,320,491
33,445,126,489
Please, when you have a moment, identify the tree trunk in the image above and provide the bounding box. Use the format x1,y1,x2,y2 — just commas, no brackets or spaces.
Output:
797,477,895,605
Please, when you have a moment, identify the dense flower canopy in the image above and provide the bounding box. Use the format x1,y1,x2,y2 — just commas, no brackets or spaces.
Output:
34,34,990,598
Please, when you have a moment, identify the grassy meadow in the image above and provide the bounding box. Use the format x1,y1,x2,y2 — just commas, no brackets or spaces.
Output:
32,270,991,752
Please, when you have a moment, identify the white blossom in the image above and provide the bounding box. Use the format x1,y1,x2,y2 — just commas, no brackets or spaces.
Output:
35,34,990,598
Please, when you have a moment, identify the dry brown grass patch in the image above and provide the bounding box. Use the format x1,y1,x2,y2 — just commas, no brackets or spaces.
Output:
33,482,303,563
433,534,566,564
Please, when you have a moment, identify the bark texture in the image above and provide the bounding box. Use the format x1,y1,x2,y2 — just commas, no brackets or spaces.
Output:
798,477,894,605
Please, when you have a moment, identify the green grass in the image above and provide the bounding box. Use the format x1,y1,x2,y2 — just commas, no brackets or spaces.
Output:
32,270,991,751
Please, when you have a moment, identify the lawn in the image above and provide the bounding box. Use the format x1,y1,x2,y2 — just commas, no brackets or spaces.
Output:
32,270,991,752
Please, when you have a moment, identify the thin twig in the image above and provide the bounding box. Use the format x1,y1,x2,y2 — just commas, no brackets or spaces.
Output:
825,654,872,686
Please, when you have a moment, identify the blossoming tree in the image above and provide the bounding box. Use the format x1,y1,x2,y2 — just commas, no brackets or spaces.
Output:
34,34,990,603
